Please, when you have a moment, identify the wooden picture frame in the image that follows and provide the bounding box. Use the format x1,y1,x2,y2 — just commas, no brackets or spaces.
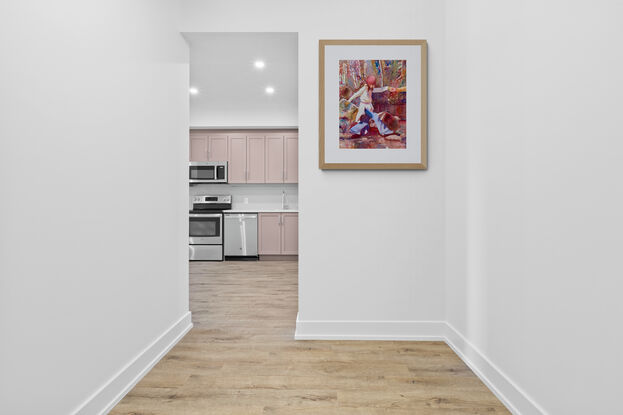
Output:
319,39,428,170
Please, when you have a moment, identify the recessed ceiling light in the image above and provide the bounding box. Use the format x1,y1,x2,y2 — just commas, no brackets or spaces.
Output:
189,87,199,95
254,60,266,69
265,86,275,95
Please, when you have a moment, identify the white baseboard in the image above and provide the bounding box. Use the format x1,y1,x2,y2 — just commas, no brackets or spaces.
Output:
295,315,545,415
69,312,543,415
294,314,446,341
71,312,193,415
444,323,547,415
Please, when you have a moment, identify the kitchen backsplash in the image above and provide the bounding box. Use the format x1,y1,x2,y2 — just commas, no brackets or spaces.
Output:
189,183,298,210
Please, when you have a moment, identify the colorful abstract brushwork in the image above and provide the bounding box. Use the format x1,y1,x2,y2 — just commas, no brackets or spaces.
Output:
339,60,406,149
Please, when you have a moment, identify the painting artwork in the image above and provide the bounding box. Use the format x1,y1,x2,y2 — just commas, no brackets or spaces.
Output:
339,60,407,149
319,40,427,169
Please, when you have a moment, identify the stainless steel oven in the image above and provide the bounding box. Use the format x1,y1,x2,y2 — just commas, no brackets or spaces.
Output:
189,195,231,261
189,161,227,184
189,213,223,245
189,244,223,261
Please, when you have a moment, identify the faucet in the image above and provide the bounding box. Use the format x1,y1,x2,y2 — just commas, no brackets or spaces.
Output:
281,189,289,210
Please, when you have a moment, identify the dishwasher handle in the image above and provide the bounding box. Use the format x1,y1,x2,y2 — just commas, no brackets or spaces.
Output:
225,213,258,219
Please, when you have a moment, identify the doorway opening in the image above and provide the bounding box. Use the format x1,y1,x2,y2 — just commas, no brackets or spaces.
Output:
183,32,299,334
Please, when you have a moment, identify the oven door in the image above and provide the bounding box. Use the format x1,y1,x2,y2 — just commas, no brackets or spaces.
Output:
189,213,223,244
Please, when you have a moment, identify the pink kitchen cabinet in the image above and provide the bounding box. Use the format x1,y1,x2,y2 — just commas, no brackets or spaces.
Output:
265,135,284,183
191,129,298,183
258,212,298,256
284,134,298,183
281,213,299,255
228,135,247,183
190,133,208,161
207,134,228,162
258,213,282,254
246,136,266,183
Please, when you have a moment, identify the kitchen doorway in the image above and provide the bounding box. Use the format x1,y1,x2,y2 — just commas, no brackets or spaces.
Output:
183,32,299,335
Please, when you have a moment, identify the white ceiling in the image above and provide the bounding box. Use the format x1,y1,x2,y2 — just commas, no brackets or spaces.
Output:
183,32,298,127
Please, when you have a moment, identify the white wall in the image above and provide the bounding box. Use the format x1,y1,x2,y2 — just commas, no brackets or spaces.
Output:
180,0,447,336
445,1,623,413
0,1,190,414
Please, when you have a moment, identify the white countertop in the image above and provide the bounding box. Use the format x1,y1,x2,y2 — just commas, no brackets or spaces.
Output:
224,207,298,213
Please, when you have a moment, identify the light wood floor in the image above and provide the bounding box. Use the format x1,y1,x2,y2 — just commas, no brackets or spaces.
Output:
110,261,509,414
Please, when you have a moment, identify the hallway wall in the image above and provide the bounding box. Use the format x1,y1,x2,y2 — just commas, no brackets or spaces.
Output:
179,0,448,335
444,1,623,413
0,1,190,414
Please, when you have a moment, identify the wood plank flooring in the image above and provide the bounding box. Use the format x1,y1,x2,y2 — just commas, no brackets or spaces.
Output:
110,261,509,414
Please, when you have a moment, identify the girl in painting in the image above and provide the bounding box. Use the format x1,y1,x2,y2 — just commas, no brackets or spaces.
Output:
347,75,388,122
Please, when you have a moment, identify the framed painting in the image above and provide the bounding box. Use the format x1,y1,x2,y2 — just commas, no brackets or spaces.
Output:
319,39,427,170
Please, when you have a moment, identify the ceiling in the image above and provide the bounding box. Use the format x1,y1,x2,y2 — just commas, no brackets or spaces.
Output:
183,32,298,128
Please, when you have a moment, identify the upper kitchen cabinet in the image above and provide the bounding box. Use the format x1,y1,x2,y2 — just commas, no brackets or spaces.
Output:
246,136,266,183
190,133,208,161
266,133,298,183
284,133,298,183
190,132,229,162
190,130,298,184
228,135,247,183
265,135,285,183
207,134,228,162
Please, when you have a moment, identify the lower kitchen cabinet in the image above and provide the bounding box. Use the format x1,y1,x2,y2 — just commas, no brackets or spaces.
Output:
258,212,298,256
258,213,281,254
281,213,298,255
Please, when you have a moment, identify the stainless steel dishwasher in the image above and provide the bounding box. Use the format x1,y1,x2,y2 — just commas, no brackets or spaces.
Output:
224,213,258,259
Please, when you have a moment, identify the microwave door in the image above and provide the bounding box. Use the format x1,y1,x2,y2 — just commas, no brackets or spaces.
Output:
190,165,216,181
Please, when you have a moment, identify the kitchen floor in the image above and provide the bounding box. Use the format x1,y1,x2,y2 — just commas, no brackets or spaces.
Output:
110,261,509,414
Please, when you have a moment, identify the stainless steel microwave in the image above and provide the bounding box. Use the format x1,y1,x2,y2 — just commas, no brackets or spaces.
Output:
189,161,228,184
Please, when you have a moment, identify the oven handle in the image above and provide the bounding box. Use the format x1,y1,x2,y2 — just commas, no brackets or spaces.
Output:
189,213,223,218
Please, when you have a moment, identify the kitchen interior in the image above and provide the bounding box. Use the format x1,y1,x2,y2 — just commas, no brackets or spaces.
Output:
185,32,298,263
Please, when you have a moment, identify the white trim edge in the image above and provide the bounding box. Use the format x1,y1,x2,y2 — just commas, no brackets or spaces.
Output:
294,315,546,415
190,125,298,130
71,311,193,415
444,323,547,415
294,314,445,341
